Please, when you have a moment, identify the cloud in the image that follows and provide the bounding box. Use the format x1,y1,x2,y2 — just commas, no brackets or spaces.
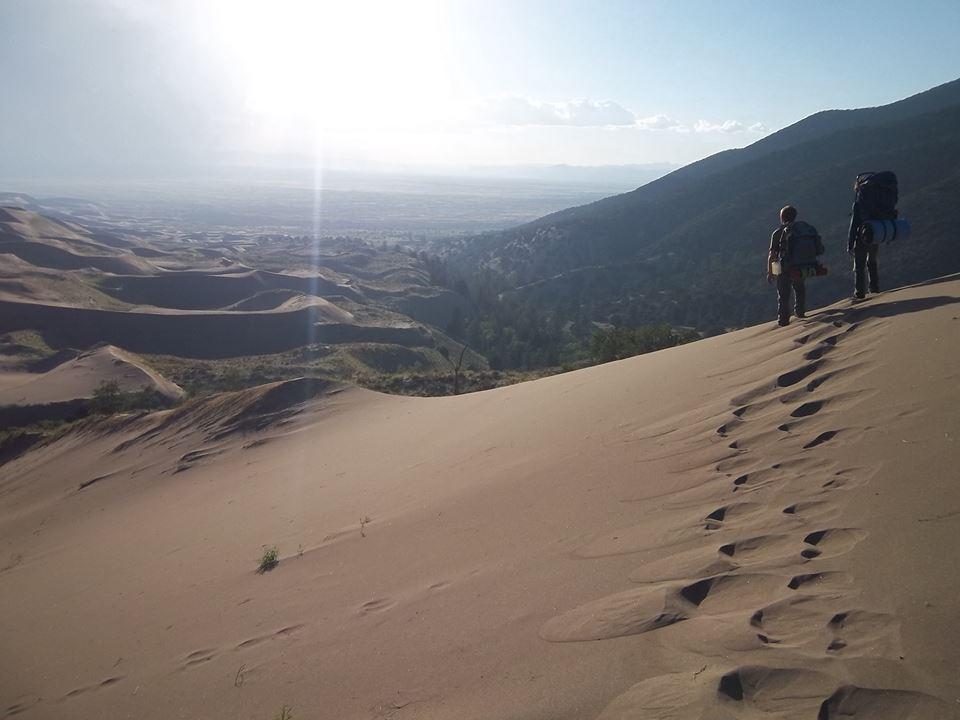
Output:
559,99,636,126
693,119,770,134
635,113,681,130
472,97,637,127
694,119,744,134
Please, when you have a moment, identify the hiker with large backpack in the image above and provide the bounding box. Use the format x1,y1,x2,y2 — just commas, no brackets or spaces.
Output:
767,204,825,326
847,171,908,300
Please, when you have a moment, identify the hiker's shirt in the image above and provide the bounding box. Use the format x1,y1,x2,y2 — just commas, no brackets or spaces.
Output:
769,224,787,259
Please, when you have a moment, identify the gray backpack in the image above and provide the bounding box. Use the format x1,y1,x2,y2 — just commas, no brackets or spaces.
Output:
780,221,821,268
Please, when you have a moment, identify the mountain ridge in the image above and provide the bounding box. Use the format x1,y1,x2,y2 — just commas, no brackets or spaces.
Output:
442,77,960,332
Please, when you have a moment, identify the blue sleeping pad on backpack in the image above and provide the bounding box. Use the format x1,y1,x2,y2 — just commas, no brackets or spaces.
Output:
860,218,911,245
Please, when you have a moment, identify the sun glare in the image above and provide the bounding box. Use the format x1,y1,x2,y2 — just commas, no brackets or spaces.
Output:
205,0,452,134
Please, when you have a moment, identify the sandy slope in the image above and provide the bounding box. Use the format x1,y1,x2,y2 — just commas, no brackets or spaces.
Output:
0,207,154,276
0,345,184,407
1,277,959,720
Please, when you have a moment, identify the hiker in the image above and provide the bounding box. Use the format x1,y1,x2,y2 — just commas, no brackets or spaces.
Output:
847,171,898,300
767,205,825,326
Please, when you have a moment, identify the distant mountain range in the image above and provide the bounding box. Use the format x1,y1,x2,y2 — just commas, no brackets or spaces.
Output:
443,78,960,332
418,162,679,188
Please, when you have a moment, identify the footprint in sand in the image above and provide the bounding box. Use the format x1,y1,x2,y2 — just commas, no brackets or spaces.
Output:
724,425,792,451
183,648,217,668
703,501,764,531
63,676,125,700
818,685,950,719
802,528,866,559
803,430,840,449
801,362,873,394
595,666,930,720
4,696,43,718
543,574,796,644
679,573,789,614
717,454,758,474
749,597,896,657
792,399,825,418
539,585,687,642
750,594,839,647
777,362,823,388
594,672,711,720
732,467,787,493
782,501,839,524
236,623,306,650
731,456,835,493
820,467,874,492
629,546,735,584
826,609,899,655
803,334,841,361
717,665,835,715
359,597,395,615
787,571,851,592
718,534,802,566
716,417,745,437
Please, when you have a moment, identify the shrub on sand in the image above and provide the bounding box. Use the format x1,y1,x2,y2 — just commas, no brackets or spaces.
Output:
257,546,279,573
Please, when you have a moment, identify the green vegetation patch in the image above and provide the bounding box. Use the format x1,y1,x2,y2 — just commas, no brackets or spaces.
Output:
0,330,57,358
590,324,700,363
258,546,280,574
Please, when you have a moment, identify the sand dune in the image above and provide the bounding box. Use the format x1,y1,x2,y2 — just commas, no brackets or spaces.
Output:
0,207,154,275
98,269,361,310
0,344,184,428
0,344,183,407
0,209,452,371
224,289,356,318
0,299,429,358
1,276,958,719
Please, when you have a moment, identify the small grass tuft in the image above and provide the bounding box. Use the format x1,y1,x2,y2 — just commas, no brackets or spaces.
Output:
257,546,279,573
274,707,293,720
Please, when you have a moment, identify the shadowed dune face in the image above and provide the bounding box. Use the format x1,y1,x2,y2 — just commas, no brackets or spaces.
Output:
1,278,959,720
0,207,154,275
97,270,361,310
0,300,430,358
0,241,149,274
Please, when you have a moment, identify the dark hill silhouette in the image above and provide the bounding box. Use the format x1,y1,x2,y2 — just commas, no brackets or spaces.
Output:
445,78,960,332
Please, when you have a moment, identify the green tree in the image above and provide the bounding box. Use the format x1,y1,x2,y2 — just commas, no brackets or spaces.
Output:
90,380,123,414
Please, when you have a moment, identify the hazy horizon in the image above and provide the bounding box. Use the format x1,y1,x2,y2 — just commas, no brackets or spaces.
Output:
4,0,959,181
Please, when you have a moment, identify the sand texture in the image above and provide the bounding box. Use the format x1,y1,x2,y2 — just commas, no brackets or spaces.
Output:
1,276,959,719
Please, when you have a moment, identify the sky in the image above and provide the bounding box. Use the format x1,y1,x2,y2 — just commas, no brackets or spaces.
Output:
2,0,959,178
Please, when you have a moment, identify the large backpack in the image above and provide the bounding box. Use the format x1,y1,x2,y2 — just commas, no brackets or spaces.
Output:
780,220,821,269
854,171,898,221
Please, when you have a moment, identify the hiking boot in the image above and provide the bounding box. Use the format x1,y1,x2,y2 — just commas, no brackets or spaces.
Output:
778,319,790,327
